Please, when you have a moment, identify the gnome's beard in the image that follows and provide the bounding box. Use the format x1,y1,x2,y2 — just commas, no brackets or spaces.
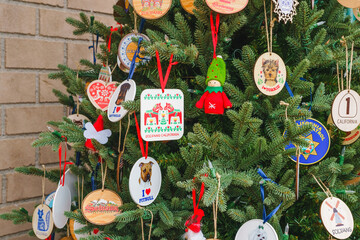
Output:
183,229,206,240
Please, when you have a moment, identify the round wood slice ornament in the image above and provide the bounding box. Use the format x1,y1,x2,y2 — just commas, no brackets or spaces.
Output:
68,114,89,128
133,0,172,19
284,118,330,165
52,185,72,229
44,191,56,209
337,0,360,8
87,80,117,111
32,204,54,239
108,79,137,122
81,189,123,225
320,197,354,239
235,219,278,240
206,0,248,14
180,0,196,14
327,114,360,145
129,157,162,206
354,8,360,21
331,89,360,132
254,52,286,96
118,33,150,70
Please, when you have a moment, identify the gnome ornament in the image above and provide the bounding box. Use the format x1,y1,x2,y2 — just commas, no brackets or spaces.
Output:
196,56,232,114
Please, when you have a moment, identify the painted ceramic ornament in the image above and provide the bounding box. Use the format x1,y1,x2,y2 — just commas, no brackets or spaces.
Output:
331,89,360,132
129,157,162,206
205,0,248,14
140,89,184,141
32,204,54,239
44,191,56,209
180,0,196,14
285,118,330,165
118,33,150,70
235,219,279,240
254,52,286,96
320,197,354,239
133,0,172,19
87,80,117,111
108,79,137,122
337,0,360,8
327,114,360,145
98,66,112,82
354,8,360,21
58,169,78,202
52,185,72,228
272,0,299,23
81,189,123,225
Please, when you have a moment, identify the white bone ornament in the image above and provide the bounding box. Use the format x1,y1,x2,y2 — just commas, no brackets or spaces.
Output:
83,122,112,144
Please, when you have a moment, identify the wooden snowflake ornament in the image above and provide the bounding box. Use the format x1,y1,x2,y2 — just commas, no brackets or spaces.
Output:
272,0,299,23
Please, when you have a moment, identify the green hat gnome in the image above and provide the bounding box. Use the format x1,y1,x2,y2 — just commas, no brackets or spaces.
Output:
195,56,232,114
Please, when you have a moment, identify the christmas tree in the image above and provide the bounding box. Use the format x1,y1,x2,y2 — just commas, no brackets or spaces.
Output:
2,0,360,239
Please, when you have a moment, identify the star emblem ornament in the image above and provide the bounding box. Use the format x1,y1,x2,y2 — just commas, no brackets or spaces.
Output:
272,0,299,24
300,134,319,160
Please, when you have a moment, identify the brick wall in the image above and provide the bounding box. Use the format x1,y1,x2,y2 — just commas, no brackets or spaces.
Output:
0,0,116,239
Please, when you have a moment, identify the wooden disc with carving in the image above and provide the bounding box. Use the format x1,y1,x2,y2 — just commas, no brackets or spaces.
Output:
206,0,248,14
81,189,123,225
337,0,360,8
133,0,172,19
32,204,54,239
180,0,196,14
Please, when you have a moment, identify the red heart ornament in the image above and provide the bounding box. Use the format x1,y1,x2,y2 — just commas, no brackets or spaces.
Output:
145,188,151,195
93,228,99,234
87,80,117,111
116,106,121,112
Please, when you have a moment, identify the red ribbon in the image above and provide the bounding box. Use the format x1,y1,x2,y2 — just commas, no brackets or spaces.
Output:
107,26,119,52
210,12,220,59
193,181,205,212
134,112,148,159
58,137,73,186
155,50,179,93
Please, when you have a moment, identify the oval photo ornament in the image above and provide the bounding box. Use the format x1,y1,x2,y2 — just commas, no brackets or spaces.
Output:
285,118,330,165
129,157,162,206
235,219,278,240
254,52,286,96
320,197,354,239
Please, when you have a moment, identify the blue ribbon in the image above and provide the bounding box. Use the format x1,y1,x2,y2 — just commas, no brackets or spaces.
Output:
285,82,294,97
91,162,101,191
257,168,283,224
139,18,146,33
127,37,143,80
75,151,81,166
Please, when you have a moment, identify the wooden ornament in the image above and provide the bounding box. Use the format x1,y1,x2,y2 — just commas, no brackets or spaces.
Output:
284,118,331,165
331,89,360,132
60,237,74,240
354,8,360,21
254,52,286,96
327,114,360,145
87,80,117,111
235,219,278,240
53,185,72,229
129,157,162,206
108,79,137,122
32,204,54,239
140,89,184,141
82,189,123,225
67,114,89,128
133,0,172,19
118,33,150,70
272,0,299,23
206,0,248,14
180,0,196,14
320,197,354,239
337,0,360,8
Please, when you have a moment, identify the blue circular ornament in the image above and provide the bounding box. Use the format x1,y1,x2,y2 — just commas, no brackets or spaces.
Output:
285,118,330,165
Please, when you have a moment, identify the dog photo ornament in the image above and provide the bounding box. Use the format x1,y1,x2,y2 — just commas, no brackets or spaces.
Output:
254,52,286,96
284,118,330,165
32,204,54,239
235,219,278,240
108,79,136,122
320,197,354,239
129,157,162,206
140,89,184,141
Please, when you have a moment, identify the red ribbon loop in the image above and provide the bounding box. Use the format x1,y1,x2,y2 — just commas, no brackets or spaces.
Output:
58,137,73,186
210,12,220,59
193,182,205,211
134,112,148,159
107,26,119,52
155,50,179,93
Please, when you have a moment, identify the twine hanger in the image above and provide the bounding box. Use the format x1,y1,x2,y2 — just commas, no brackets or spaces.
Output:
137,205,153,240
311,174,333,199
117,113,132,191
339,37,355,92
100,158,108,191
41,165,46,206
280,101,289,120
213,173,221,239
263,0,277,54
77,175,84,209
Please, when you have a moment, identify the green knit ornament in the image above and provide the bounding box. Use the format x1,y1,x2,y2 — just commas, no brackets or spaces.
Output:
206,56,226,86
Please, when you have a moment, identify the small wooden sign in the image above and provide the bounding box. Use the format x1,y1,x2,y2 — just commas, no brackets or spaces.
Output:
87,80,117,111
133,0,172,19
206,0,248,14
337,0,360,8
32,204,54,239
82,189,123,225
180,0,196,14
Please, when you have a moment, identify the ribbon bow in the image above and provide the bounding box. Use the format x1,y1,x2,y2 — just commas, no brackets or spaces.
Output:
185,182,205,233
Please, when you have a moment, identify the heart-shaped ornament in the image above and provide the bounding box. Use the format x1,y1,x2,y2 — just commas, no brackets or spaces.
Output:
87,80,117,111
145,188,151,195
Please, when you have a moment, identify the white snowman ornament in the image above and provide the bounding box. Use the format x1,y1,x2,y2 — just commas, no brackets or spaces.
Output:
249,225,268,240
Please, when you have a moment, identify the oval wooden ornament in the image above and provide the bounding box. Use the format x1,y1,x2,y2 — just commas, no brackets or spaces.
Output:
327,114,360,145
337,0,360,8
32,204,54,239
60,237,74,240
82,189,123,225
133,0,172,19
206,0,248,14
254,52,286,96
320,197,354,239
331,89,360,132
180,0,196,14
118,33,150,70
235,219,278,240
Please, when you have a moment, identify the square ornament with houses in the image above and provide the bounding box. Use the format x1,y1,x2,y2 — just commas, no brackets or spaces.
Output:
140,89,184,141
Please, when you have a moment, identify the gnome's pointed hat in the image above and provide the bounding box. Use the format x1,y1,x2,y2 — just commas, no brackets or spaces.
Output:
206,56,226,86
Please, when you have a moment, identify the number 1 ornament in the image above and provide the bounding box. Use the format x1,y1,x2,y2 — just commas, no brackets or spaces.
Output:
272,0,299,23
